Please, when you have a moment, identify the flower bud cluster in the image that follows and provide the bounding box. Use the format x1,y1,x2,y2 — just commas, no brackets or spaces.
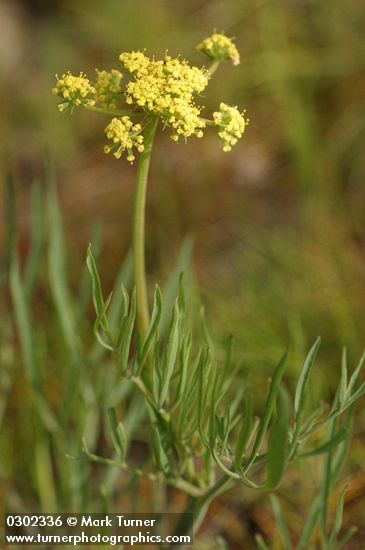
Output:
197,33,240,66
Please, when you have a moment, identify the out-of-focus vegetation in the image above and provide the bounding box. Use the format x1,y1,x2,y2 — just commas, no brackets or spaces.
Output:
1,0,365,548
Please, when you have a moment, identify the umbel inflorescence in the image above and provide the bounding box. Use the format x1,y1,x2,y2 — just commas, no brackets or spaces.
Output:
52,33,248,162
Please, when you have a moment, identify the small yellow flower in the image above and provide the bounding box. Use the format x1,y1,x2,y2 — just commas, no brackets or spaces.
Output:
95,69,123,110
119,51,209,140
52,72,95,111
197,33,240,66
213,103,247,151
104,116,144,162
119,51,150,77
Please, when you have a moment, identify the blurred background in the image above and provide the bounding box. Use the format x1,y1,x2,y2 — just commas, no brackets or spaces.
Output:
1,0,365,548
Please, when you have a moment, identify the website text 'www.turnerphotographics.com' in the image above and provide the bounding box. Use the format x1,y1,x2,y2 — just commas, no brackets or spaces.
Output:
4,514,193,546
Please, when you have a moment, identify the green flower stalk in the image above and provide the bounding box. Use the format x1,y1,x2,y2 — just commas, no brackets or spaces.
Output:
132,117,158,338
52,32,248,339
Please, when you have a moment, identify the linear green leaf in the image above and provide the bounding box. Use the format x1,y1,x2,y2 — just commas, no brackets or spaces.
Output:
319,416,337,540
93,292,115,351
118,289,136,374
332,405,354,479
346,350,365,398
244,349,289,472
338,348,348,409
151,425,170,474
234,393,254,473
159,301,180,406
328,485,347,548
265,387,291,489
295,337,321,419
139,285,162,366
76,224,101,323
171,331,192,411
86,244,109,333
108,408,127,461
299,427,348,458
297,497,320,550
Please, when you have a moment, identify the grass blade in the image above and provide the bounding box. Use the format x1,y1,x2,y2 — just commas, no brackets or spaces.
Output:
24,181,44,299
297,496,320,550
46,167,79,356
270,494,292,550
10,255,40,390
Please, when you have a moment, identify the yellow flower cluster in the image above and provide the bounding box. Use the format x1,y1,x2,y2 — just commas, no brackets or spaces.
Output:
52,72,95,111
52,35,247,161
197,33,240,66
104,116,144,163
95,69,123,110
213,103,247,152
119,51,208,140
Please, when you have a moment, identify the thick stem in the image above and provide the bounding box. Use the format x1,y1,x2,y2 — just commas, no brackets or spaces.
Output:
133,117,158,339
